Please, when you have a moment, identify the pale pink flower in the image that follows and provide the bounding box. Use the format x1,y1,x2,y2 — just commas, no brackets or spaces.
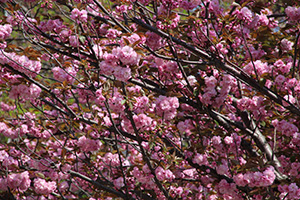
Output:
113,46,140,66
113,177,125,189
0,24,12,40
34,178,56,195
285,6,300,21
77,136,102,152
281,39,294,52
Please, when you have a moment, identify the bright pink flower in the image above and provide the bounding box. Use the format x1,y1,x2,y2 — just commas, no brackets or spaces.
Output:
237,7,253,22
224,136,233,145
71,8,88,22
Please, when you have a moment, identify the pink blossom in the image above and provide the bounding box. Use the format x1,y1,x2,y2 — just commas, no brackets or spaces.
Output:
243,60,270,76
7,172,31,191
77,136,102,152
285,6,300,21
134,96,149,112
155,166,175,181
281,39,294,51
0,102,16,111
133,114,153,130
108,94,125,113
38,19,64,32
106,29,122,39
114,66,132,81
52,67,77,83
69,35,78,47
273,59,292,74
0,178,7,191
154,96,179,120
193,153,208,165
283,95,296,107
113,46,140,66
113,177,125,189
216,164,229,175
237,7,253,22
180,0,201,10
275,75,286,85
0,24,12,40
99,61,115,76
34,178,57,195
205,76,217,88
71,8,88,22
224,136,233,145
177,119,194,136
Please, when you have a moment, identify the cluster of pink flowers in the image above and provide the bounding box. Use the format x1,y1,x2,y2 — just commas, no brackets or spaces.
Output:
278,183,300,199
9,83,41,101
180,0,201,10
133,114,154,131
285,6,300,21
236,7,253,23
177,119,194,136
0,52,41,77
192,153,209,166
145,31,163,50
38,19,64,33
237,96,268,119
34,178,57,195
281,39,294,52
131,167,155,189
272,119,298,137
155,166,175,181
216,179,239,199
0,171,30,192
52,66,77,83
108,92,125,113
154,95,179,120
200,76,217,105
133,96,149,113
233,166,276,187
98,45,140,81
77,136,102,152
112,46,140,66
0,24,12,40
0,102,16,111
243,60,271,77
71,8,88,22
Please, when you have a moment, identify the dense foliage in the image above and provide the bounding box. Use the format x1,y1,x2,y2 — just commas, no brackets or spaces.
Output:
0,0,300,199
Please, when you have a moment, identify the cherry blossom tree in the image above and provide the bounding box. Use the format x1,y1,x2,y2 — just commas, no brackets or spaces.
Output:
0,0,300,199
